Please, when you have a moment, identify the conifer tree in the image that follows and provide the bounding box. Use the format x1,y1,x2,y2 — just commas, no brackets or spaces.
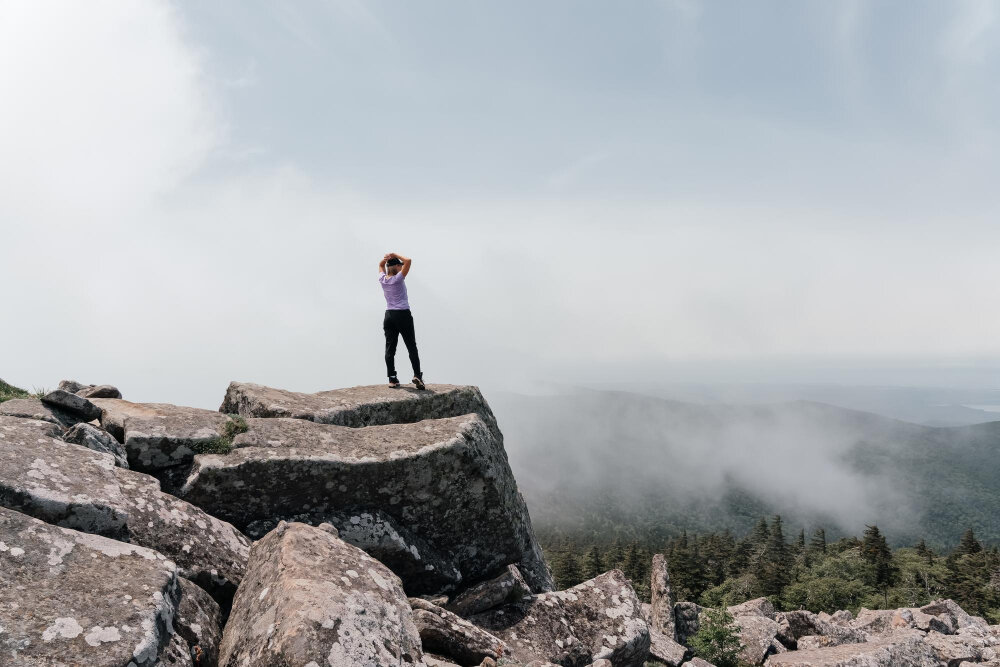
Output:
758,515,791,596
958,529,983,556
809,528,827,554
753,517,771,545
796,528,806,554
861,525,898,606
580,545,604,581
553,550,583,589
622,542,642,583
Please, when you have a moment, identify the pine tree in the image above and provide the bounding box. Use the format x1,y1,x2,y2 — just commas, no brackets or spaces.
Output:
758,515,791,596
809,528,827,554
753,517,771,545
622,542,642,583
958,529,983,556
580,545,604,581
796,528,806,554
861,525,898,606
552,550,583,589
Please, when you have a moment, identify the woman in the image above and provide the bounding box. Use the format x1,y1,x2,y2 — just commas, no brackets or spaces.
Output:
378,252,425,389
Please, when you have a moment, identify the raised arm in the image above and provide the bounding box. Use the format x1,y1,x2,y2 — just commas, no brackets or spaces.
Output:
390,252,412,277
379,254,388,274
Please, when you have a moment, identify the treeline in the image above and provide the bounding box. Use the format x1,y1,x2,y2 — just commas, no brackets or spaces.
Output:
541,515,1000,623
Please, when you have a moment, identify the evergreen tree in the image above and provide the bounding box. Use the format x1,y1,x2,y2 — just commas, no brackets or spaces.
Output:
752,517,771,545
552,551,583,589
622,542,642,583
758,515,791,596
796,529,806,554
580,545,604,581
958,529,983,556
607,540,625,570
809,528,827,554
861,525,898,606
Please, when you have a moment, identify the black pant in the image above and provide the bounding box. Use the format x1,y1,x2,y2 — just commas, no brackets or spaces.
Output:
384,309,422,379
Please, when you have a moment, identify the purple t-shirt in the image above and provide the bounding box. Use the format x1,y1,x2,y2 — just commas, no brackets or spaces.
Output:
379,271,410,310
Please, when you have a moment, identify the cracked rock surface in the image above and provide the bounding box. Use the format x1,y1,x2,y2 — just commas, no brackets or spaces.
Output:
471,569,650,667
220,381,502,430
218,521,424,667
0,415,250,605
180,412,552,594
0,506,181,666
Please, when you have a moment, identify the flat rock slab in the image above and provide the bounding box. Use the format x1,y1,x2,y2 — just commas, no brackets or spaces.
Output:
90,398,216,443
471,569,650,667
0,398,78,428
445,564,532,617
765,630,941,667
649,629,687,666
218,521,424,667
410,597,512,665
41,389,102,421
63,422,129,468
734,615,782,665
0,417,250,605
220,381,501,431
0,506,180,666
123,411,231,472
181,414,553,594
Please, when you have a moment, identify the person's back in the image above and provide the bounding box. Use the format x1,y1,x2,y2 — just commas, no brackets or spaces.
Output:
378,253,424,389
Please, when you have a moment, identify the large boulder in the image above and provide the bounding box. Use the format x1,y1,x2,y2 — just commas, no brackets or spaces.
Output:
0,398,78,428
920,599,991,632
220,381,500,431
78,385,123,399
89,397,208,442
41,389,102,422
410,597,511,665
328,509,464,596
733,615,782,665
765,630,941,667
728,597,776,620
471,569,650,666
649,629,688,666
180,412,553,593
445,564,532,617
218,521,424,667
891,607,954,634
0,416,250,605
63,422,129,468
650,553,677,640
0,506,181,666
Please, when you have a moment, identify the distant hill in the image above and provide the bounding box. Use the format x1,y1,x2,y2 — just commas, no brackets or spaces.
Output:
490,389,1000,549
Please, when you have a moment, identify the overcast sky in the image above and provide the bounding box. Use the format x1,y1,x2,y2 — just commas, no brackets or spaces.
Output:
2,1,999,408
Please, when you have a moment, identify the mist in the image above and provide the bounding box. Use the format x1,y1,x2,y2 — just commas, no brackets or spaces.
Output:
490,387,996,546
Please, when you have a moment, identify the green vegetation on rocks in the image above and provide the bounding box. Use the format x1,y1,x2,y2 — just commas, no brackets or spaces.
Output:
689,607,747,667
0,378,29,403
193,415,249,455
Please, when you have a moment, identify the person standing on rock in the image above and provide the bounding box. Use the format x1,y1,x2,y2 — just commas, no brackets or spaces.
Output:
378,252,425,389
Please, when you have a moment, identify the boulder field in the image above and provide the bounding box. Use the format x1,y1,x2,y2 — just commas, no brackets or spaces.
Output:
3,376,999,666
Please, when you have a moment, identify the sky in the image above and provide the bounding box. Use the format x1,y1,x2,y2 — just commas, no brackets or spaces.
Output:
2,0,999,408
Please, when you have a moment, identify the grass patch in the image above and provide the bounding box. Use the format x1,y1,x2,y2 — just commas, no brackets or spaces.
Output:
193,415,249,455
0,378,30,403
